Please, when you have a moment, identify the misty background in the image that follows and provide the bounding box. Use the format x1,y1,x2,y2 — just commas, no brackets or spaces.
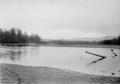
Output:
0,0,119,39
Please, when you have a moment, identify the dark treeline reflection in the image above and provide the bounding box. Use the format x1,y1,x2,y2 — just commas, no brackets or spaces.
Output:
0,28,41,44
0,47,24,61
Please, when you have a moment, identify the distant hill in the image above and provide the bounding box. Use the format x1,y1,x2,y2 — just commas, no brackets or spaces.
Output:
72,35,118,41
43,35,119,41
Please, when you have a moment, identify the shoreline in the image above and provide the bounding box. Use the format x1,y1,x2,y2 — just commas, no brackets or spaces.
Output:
44,44,120,49
1,43,120,49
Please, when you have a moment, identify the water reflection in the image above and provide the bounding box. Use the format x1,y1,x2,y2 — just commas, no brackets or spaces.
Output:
0,46,24,61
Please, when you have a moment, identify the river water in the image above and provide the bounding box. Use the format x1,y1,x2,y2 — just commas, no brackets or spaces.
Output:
0,45,120,77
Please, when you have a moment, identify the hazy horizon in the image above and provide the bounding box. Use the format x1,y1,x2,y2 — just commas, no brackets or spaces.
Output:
0,0,120,39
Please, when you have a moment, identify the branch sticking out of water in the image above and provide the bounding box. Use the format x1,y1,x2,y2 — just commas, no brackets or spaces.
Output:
111,49,117,58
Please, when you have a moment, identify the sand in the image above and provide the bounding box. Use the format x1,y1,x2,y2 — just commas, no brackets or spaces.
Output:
0,63,120,84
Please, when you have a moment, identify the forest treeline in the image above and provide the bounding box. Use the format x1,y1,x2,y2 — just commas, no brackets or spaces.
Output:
46,36,120,45
101,36,120,45
0,28,41,44
0,28,119,45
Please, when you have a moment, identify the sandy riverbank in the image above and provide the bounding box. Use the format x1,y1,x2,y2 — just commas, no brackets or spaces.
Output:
0,63,120,84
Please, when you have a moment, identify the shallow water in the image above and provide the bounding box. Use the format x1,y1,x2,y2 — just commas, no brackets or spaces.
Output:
0,45,120,77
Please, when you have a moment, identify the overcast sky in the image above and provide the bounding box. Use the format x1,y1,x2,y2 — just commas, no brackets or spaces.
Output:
0,0,120,39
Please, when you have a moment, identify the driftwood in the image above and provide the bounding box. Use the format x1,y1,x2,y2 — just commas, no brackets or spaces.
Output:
85,51,106,65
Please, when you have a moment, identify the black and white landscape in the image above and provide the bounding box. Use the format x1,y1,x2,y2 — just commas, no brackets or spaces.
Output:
0,0,120,84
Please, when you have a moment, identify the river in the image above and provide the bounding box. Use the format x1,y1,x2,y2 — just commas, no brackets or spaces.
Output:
0,45,120,77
